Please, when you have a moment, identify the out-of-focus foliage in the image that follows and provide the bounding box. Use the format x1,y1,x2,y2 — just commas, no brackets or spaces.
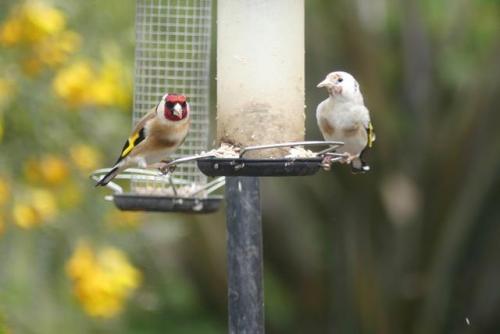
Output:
1,0,500,333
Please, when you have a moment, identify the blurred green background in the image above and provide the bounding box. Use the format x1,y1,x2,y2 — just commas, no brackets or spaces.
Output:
1,0,500,333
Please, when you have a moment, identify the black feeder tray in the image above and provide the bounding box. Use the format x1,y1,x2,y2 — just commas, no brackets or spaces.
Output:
197,157,323,177
91,168,225,213
113,194,223,213
195,141,346,177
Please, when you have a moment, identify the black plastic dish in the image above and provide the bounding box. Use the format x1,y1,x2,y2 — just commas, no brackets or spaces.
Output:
197,157,324,177
113,194,223,213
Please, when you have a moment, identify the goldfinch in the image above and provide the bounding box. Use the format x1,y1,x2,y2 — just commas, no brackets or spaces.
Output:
316,71,375,173
96,93,190,186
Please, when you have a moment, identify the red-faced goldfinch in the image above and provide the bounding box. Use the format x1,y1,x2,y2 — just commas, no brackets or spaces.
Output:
96,93,190,186
316,71,375,173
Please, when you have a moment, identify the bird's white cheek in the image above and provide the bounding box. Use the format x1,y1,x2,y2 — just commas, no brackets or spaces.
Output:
333,86,343,95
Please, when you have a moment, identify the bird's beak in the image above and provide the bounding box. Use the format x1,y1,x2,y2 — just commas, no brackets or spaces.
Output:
317,78,332,88
173,103,183,118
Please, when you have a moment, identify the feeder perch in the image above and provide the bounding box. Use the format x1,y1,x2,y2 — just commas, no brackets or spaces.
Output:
92,0,221,213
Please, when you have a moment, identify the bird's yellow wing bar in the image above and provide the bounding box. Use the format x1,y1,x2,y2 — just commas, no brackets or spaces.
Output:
367,122,376,148
114,128,146,164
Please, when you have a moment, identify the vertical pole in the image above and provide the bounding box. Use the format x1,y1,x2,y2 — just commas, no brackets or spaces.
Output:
226,177,264,334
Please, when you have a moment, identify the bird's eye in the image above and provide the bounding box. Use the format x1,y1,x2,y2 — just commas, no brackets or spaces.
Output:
181,102,187,107
337,78,343,83
166,101,174,108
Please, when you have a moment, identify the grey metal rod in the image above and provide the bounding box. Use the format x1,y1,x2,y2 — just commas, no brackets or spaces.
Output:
226,177,264,334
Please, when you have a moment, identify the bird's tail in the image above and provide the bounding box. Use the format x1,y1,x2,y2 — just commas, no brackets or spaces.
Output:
95,166,121,187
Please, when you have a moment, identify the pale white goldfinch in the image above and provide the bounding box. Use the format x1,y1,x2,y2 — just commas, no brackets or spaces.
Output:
316,71,375,173
96,93,190,186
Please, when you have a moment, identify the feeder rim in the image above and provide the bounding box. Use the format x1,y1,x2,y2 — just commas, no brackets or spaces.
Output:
90,168,191,193
162,140,345,169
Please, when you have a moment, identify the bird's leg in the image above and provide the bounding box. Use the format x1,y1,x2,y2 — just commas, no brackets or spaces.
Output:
344,153,358,164
154,160,179,195
167,174,178,197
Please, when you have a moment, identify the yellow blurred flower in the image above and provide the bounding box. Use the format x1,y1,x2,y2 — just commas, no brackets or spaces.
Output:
0,17,23,46
67,242,94,279
22,1,66,42
106,211,143,229
24,155,69,186
31,188,57,218
70,144,101,173
13,203,39,229
13,188,57,229
0,2,78,76
40,155,69,185
0,177,10,206
22,30,80,76
0,1,66,46
35,30,81,67
53,57,131,108
66,242,141,318
53,60,94,107
90,59,131,108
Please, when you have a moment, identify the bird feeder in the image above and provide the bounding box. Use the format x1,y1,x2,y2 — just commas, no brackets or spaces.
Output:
91,1,347,333
192,0,345,177
91,0,223,213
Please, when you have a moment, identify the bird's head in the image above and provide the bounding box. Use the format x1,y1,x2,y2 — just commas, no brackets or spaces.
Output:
317,71,362,102
157,93,189,121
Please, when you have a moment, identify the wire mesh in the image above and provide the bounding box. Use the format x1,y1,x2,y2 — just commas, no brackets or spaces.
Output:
132,0,212,192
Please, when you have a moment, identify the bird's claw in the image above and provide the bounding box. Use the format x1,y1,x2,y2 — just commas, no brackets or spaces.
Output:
158,160,176,175
340,153,356,164
321,153,350,170
321,153,356,170
321,155,333,171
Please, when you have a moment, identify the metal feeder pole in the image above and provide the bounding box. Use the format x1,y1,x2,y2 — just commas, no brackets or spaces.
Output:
226,177,264,334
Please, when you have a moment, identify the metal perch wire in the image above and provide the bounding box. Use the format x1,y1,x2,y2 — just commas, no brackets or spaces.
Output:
90,168,224,213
